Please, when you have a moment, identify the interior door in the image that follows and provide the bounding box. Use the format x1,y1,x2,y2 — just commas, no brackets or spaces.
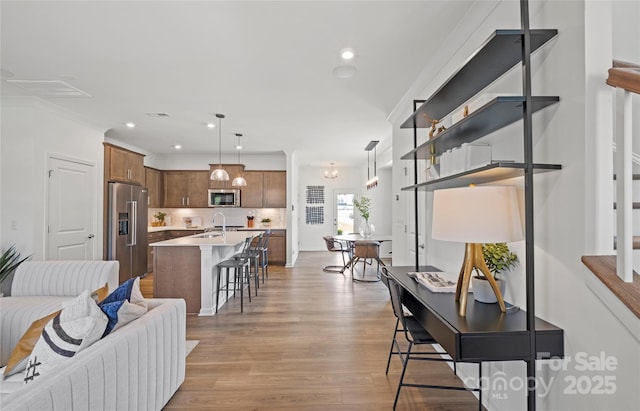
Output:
47,156,96,260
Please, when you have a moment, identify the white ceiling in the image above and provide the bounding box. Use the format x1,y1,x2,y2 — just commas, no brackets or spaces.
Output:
1,1,472,167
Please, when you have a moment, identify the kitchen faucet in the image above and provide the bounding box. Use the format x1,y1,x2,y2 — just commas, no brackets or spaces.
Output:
212,212,226,234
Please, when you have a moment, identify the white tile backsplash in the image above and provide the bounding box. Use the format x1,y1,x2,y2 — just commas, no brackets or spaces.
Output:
149,207,286,228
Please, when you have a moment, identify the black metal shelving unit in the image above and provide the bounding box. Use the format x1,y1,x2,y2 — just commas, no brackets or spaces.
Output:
399,2,562,409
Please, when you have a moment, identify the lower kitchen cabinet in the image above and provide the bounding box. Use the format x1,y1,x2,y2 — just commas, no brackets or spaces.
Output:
267,230,286,265
147,231,168,272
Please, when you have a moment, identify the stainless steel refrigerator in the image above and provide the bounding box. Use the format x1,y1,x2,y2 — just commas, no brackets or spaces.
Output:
107,182,148,283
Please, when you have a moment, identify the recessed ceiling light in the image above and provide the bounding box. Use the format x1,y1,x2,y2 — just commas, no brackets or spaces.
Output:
333,65,358,79
236,144,243,150
206,122,215,128
174,144,182,150
340,48,355,60
126,122,135,128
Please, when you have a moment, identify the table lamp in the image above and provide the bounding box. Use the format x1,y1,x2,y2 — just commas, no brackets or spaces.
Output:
432,185,523,316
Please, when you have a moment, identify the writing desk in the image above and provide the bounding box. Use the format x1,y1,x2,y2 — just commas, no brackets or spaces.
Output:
386,266,564,362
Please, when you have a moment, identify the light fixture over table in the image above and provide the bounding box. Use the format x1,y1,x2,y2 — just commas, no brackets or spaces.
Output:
231,133,247,187
431,185,523,316
365,140,379,190
210,113,229,181
324,163,338,179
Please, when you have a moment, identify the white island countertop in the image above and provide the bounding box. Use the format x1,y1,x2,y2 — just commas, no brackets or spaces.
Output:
150,230,264,247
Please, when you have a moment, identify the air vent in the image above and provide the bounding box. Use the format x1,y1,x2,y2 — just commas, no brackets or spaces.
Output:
145,112,170,117
5,80,91,97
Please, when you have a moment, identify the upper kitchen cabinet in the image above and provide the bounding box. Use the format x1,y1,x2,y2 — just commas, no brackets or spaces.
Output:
104,143,145,185
241,170,286,208
241,171,265,208
209,164,245,189
145,167,164,208
263,171,286,208
164,171,210,208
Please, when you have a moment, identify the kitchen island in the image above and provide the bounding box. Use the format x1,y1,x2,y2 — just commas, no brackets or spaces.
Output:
151,230,261,315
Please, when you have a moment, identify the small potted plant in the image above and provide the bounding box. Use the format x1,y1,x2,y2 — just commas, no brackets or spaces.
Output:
337,228,343,235
153,211,167,227
261,217,271,228
0,245,31,297
353,196,374,238
472,243,518,303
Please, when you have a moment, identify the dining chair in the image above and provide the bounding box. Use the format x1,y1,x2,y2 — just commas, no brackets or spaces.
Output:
322,236,349,273
382,270,482,410
351,240,384,282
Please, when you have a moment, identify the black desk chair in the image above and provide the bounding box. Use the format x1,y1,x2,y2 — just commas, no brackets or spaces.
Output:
322,236,349,273
382,269,482,410
215,236,253,313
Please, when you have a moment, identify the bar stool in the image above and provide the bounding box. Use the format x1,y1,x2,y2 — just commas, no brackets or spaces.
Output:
233,232,263,296
259,229,271,282
214,236,253,313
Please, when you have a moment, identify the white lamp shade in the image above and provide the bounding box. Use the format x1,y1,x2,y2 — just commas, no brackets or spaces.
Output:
210,168,230,181
432,185,523,244
232,175,247,187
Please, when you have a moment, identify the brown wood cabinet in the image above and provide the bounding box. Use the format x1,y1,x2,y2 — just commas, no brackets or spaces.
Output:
145,167,164,208
147,231,167,272
209,164,245,189
241,171,265,208
104,143,145,185
240,170,286,208
263,171,286,208
164,171,210,208
166,230,203,239
267,229,286,265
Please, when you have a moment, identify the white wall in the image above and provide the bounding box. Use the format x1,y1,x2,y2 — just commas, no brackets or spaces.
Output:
389,1,640,410
1,97,105,261
297,165,363,251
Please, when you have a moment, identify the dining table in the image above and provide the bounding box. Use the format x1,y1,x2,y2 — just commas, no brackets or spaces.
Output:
333,233,392,281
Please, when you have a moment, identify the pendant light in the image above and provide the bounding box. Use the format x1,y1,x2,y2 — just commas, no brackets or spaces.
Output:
324,162,338,179
231,133,247,187
210,113,230,181
365,140,379,190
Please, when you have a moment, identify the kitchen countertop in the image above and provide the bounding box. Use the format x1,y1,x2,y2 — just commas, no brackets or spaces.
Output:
148,225,286,233
150,230,264,247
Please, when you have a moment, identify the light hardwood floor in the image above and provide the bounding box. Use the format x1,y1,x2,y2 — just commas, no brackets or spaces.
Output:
148,251,481,410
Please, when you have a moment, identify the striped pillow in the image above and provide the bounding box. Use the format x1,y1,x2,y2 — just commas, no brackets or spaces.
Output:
23,290,107,384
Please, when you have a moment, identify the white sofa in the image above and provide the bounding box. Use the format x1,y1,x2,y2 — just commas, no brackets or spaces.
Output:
0,261,186,411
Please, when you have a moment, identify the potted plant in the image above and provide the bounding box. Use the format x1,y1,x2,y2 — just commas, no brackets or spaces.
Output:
472,243,518,304
261,218,271,228
153,211,167,227
353,196,374,238
0,245,31,297
337,228,343,235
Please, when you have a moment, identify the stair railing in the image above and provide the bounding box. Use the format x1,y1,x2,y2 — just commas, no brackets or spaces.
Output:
606,60,639,282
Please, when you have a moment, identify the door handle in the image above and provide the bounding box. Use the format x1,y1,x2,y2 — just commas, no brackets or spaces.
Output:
419,244,425,249
131,200,138,246
88,234,95,239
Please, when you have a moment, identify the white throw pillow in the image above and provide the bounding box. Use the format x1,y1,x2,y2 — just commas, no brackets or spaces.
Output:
23,290,107,384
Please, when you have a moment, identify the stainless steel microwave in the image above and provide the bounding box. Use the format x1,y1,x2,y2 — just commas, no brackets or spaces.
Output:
208,189,241,207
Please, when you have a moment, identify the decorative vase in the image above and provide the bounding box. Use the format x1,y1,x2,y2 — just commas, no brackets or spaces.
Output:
359,220,375,238
471,276,506,304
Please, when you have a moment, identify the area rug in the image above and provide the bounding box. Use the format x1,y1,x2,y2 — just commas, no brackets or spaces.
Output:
185,340,199,357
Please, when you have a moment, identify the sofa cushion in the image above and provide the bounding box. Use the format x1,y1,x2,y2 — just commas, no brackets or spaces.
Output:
24,290,108,384
98,277,147,337
0,297,69,367
1,283,109,379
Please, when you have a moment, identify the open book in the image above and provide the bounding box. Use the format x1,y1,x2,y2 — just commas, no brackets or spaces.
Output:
408,272,470,293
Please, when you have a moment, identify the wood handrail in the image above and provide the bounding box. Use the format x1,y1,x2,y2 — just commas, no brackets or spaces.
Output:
606,60,640,94
582,255,640,319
